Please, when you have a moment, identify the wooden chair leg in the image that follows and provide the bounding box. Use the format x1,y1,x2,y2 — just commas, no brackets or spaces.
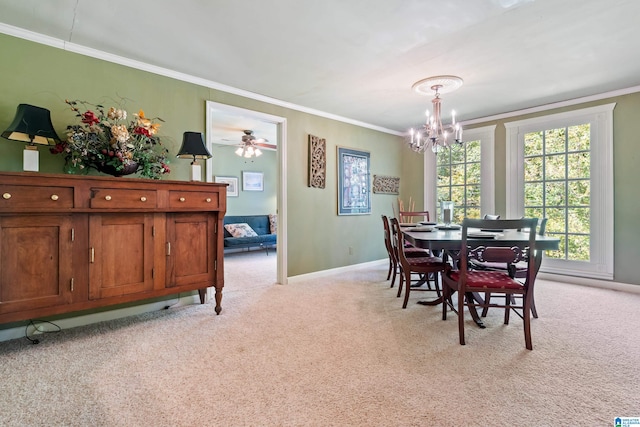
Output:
481,292,491,317
524,301,533,350
402,272,411,309
386,258,393,280
458,289,466,345
504,295,511,324
396,268,404,298
390,259,398,288
531,291,538,319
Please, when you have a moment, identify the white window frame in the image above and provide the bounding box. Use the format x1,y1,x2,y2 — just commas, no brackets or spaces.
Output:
425,125,496,218
505,104,614,279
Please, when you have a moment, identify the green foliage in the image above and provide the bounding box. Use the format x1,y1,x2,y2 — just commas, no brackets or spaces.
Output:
523,124,591,261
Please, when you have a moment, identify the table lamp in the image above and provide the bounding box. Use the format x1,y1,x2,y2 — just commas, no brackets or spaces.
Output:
2,104,61,172
176,131,212,181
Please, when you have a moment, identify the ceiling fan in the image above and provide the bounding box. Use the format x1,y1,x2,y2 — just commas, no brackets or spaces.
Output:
235,130,271,158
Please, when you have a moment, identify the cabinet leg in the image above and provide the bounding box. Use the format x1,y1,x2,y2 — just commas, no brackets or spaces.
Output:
198,288,207,304
214,286,223,315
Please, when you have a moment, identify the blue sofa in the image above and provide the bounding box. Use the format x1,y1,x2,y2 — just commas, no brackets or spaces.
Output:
223,215,277,254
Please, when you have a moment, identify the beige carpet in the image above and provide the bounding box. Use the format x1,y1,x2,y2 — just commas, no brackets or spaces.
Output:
0,250,638,426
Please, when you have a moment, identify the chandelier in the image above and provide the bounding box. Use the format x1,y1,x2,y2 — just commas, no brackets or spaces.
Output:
407,75,464,153
235,130,264,158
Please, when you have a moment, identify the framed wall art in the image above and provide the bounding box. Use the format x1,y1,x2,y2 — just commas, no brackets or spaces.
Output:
308,134,326,188
337,147,371,215
242,171,264,191
372,175,400,194
214,176,239,197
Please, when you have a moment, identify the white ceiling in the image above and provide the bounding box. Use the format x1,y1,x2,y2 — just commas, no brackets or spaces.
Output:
2,0,640,142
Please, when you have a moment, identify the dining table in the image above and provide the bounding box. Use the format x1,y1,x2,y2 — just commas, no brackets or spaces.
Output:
401,224,561,327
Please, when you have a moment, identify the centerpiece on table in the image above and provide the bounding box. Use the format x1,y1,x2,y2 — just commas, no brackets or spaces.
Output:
50,99,171,179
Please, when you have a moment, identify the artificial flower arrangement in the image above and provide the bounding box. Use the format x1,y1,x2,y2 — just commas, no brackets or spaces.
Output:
50,99,171,179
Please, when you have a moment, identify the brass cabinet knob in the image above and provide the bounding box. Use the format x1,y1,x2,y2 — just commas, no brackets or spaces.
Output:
2,193,11,200
105,195,112,201
51,194,59,201
179,197,186,202
140,196,147,202
205,198,211,203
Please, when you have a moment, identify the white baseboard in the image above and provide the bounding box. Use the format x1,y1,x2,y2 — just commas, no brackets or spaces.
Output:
287,259,387,283
0,294,201,343
537,272,640,294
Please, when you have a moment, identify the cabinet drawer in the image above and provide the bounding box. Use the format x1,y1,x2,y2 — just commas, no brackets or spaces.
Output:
169,191,220,210
90,188,157,209
0,184,74,210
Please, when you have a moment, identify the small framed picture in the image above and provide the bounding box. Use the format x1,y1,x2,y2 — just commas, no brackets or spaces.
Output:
214,176,239,197
242,171,264,191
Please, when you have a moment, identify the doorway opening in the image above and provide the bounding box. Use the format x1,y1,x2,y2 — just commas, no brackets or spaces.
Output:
205,100,287,287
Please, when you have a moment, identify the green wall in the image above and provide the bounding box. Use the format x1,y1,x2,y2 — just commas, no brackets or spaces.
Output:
0,33,406,278
209,147,278,216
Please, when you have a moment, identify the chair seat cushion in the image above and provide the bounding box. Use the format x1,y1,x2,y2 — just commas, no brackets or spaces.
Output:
407,256,445,266
447,270,523,290
404,247,430,257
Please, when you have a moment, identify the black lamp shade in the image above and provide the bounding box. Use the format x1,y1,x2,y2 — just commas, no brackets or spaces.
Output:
177,132,212,160
2,104,61,145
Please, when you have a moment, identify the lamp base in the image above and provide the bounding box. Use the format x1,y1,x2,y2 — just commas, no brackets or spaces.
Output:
23,145,39,172
190,162,202,181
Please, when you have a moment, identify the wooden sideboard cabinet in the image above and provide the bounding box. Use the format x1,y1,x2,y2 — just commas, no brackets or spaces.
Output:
0,171,226,325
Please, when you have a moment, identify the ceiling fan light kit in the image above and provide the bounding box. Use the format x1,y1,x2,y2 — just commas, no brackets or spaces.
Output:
235,130,265,158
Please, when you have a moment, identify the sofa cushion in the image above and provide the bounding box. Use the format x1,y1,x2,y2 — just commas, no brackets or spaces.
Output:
224,223,258,238
269,213,277,234
223,215,271,237
224,234,277,248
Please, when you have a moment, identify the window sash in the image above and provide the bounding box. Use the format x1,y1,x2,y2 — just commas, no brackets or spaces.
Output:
425,125,496,222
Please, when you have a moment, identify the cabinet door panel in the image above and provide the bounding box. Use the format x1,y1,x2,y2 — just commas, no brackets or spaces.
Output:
89,214,154,300
0,216,73,314
166,213,215,288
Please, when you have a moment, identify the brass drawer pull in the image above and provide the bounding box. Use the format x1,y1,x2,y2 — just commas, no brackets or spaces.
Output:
105,195,112,201
140,196,147,202
205,198,211,203
179,197,186,202
51,194,59,201
2,193,11,200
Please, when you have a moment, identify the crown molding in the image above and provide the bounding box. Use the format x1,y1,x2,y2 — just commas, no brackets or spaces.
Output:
0,23,403,137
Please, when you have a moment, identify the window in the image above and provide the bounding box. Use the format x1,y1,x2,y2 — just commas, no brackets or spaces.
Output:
425,125,495,222
437,140,481,222
505,104,614,279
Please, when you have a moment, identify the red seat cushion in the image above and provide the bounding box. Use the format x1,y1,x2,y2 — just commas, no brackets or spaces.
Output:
447,270,523,290
404,247,430,257
407,256,445,266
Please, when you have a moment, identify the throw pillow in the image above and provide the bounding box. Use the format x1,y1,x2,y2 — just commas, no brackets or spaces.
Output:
268,213,277,235
224,223,258,238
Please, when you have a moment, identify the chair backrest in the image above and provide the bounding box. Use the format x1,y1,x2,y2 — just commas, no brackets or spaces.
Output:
381,215,394,258
459,217,538,287
399,211,430,223
389,217,410,267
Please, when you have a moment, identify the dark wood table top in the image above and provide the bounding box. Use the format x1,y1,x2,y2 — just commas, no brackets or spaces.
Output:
402,226,560,251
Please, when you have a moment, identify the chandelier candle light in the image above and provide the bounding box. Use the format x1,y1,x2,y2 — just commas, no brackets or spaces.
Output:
408,75,464,153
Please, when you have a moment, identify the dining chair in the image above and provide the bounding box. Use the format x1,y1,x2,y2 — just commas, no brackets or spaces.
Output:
399,211,431,224
390,218,449,308
382,215,430,289
441,217,539,350
477,218,548,319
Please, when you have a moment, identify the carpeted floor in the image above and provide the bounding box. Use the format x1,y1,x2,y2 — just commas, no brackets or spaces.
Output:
0,251,638,426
